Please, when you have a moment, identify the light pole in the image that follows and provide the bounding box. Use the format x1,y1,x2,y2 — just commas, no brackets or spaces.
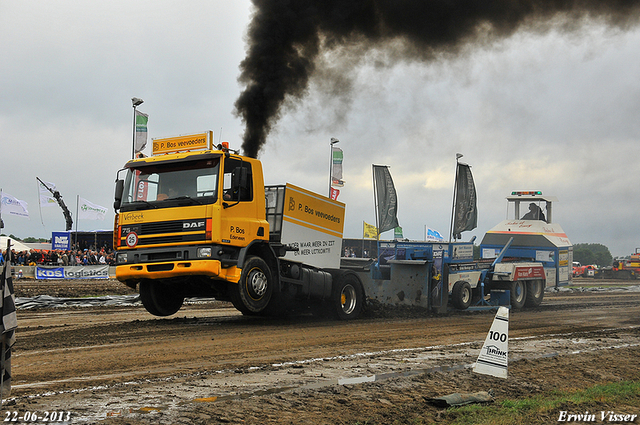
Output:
132,97,144,159
329,137,339,197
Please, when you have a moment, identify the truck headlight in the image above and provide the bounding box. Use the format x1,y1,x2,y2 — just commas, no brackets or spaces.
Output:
116,253,128,264
197,247,212,258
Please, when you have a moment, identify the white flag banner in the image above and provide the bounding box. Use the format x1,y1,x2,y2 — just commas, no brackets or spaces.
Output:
331,146,345,187
78,197,107,220
38,180,58,207
1,192,29,218
425,226,445,241
135,110,149,153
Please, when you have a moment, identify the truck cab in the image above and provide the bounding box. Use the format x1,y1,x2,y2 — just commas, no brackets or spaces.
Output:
113,133,277,315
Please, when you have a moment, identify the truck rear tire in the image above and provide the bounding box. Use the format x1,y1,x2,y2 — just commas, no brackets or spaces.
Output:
139,280,184,317
510,280,527,309
524,279,544,308
236,256,273,313
451,281,472,310
331,272,364,320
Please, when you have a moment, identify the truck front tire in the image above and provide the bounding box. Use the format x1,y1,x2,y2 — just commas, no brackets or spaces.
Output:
236,256,273,313
331,272,364,320
139,280,184,317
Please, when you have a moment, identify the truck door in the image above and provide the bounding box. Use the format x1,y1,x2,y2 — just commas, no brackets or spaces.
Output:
219,157,264,247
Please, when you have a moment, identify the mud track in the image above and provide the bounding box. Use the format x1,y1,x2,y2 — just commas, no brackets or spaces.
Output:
5,279,640,424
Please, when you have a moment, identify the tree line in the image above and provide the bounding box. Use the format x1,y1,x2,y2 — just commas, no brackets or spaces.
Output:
0,234,49,243
473,242,614,267
572,243,613,267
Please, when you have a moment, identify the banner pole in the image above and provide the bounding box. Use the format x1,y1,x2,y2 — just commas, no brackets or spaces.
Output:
0,239,10,405
449,154,463,242
372,165,379,240
75,195,79,250
329,138,339,197
362,222,365,256
132,105,137,159
36,179,45,228
131,97,144,159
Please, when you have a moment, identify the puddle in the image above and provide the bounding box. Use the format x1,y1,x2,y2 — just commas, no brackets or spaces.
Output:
177,340,640,407
177,363,474,405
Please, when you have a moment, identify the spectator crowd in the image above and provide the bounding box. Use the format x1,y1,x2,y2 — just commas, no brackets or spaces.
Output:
1,248,115,267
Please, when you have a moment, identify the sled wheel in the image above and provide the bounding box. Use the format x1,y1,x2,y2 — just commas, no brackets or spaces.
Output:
236,256,273,313
139,280,184,317
524,279,544,308
509,280,527,309
331,272,364,320
451,281,472,310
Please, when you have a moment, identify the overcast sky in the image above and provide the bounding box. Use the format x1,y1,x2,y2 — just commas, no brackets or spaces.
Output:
1,1,639,257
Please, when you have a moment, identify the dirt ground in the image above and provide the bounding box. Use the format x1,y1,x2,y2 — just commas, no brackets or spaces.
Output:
4,278,640,424
13,279,137,298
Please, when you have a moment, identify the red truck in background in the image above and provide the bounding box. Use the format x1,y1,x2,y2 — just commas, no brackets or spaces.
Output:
573,263,597,278
594,249,640,280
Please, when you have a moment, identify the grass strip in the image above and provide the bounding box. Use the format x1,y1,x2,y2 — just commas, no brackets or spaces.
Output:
446,380,640,425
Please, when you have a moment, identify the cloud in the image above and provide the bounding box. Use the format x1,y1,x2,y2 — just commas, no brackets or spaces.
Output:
263,22,640,256
0,1,638,258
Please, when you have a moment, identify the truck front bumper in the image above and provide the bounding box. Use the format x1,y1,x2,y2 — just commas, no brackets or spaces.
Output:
116,259,241,283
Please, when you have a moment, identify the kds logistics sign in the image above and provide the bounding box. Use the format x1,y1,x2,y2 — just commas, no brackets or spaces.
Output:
36,266,110,280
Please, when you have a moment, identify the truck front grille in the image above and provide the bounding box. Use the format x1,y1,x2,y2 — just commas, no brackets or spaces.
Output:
120,219,207,248
141,221,184,234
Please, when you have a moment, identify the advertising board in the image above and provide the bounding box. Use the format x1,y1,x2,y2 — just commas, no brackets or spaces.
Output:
279,184,345,269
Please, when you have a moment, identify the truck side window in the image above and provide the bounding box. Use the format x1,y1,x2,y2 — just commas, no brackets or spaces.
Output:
136,173,159,201
196,175,216,197
223,158,253,202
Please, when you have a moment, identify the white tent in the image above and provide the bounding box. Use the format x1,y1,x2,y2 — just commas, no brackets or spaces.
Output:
0,236,32,252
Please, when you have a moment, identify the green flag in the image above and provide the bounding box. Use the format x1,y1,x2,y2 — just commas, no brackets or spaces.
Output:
372,165,399,234
135,110,149,153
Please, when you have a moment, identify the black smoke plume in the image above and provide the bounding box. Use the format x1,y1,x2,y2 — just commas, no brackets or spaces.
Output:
235,0,640,158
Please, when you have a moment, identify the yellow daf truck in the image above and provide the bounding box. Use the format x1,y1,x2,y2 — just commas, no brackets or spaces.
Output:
113,132,364,319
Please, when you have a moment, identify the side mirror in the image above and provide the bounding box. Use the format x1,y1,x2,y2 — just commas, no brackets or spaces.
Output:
113,179,124,210
231,166,248,189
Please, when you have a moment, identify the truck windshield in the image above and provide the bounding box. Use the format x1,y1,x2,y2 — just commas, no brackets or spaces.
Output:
120,157,220,211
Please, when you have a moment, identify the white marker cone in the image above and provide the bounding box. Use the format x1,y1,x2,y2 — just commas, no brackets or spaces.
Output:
473,306,509,379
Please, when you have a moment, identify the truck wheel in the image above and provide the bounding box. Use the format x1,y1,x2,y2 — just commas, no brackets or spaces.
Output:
510,280,527,309
451,281,472,310
236,256,273,313
228,286,253,315
331,273,364,320
139,280,184,317
524,279,544,308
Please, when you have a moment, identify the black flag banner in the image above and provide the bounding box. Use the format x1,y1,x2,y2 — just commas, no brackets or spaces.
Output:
373,165,399,234
453,163,478,239
1,240,17,400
